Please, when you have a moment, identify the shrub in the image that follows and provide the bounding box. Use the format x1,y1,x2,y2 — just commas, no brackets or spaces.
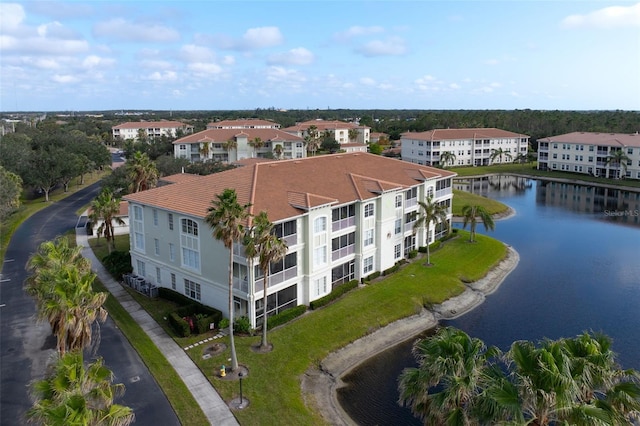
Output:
174,304,223,334
429,240,442,250
408,250,418,259
234,316,252,334
383,264,400,276
310,279,359,310
219,318,230,330
168,312,191,337
365,271,381,282
418,246,428,253
102,251,132,278
266,305,307,329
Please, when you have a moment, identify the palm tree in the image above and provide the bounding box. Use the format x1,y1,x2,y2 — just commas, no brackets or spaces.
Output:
248,137,265,158
126,151,158,193
273,144,284,160
606,149,630,179
244,211,288,350
28,352,134,426
413,196,449,266
223,139,237,162
89,189,125,253
305,125,320,156
490,148,513,165
461,204,495,243
199,141,211,162
512,152,529,164
398,327,499,425
348,128,359,143
439,151,457,168
205,188,251,372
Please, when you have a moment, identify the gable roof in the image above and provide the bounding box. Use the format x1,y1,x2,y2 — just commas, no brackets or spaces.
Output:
173,128,303,144
282,119,367,133
538,132,640,148
124,152,456,223
207,119,280,129
112,121,189,130
402,128,529,140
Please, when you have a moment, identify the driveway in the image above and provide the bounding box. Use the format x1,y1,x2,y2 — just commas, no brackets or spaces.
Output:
0,182,179,425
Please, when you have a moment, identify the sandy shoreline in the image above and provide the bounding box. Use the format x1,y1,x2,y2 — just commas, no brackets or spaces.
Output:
301,245,520,426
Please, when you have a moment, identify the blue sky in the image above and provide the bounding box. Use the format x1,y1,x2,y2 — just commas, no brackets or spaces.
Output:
1,1,639,111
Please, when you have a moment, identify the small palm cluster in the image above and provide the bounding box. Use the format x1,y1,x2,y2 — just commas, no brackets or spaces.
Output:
398,327,640,426
24,237,134,425
205,189,288,371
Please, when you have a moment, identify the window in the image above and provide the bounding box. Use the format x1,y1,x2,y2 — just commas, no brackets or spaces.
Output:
184,279,201,301
627,148,633,155
394,244,402,260
154,238,160,255
332,232,356,251
153,209,158,226
136,259,146,277
168,213,174,230
314,276,327,296
156,267,161,284
363,256,374,274
132,205,144,252
171,273,176,290
395,195,402,208
179,144,186,150
273,220,296,238
364,203,374,218
364,229,374,246
332,260,355,285
314,216,326,233
169,243,175,262
181,218,200,270
314,246,327,266
395,218,402,235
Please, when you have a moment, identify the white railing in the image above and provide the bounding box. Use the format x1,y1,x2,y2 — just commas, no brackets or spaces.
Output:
331,245,355,261
405,198,417,209
254,266,297,292
332,217,355,232
435,187,452,198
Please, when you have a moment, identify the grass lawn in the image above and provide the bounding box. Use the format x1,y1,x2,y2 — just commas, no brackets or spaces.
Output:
452,189,509,217
187,231,507,425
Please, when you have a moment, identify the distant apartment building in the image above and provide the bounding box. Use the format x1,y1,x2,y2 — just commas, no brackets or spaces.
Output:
282,120,370,153
112,121,194,141
206,119,281,130
173,122,306,162
123,153,455,328
537,132,640,180
401,128,530,167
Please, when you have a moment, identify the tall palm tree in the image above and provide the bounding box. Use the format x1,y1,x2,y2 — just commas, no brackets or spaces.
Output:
273,144,284,160
223,139,237,162
244,211,288,350
89,189,125,253
605,149,630,179
490,148,513,165
348,128,359,143
305,125,320,156
398,327,499,425
439,151,457,168
28,352,134,426
199,141,211,162
126,151,158,193
413,196,449,266
461,204,495,242
248,137,265,158
205,188,251,372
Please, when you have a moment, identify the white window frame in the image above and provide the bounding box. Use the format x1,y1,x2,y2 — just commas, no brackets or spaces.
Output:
154,238,160,256
394,244,402,260
395,194,402,208
314,246,327,266
181,218,200,271
314,276,327,296
169,243,175,262
363,256,374,274
314,216,327,233
364,203,374,218
364,229,374,246
184,279,201,301
153,209,158,226
156,267,161,284
171,273,176,290
132,205,145,252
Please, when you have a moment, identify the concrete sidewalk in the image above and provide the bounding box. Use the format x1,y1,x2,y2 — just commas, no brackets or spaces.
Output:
76,228,239,426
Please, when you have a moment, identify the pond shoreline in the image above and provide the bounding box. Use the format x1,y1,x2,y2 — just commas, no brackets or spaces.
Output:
301,245,520,426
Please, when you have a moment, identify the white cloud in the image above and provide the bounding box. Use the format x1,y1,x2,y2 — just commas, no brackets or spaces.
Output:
36,21,80,39
0,3,26,33
266,66,306,83
241,26,283,49
93,18,180,42
82,55,115,69
449,83,461,90
334,25,384,41
360,77,376,86
267,47,314,65
145,70,178,81
139,59,173,70
415,75,436,84
356,36,407,57
1,35,89,55
221,56,235,65
180,44,215,63
561,3,640,29
187,62,223,75
484,58,499,65
51,74,79,83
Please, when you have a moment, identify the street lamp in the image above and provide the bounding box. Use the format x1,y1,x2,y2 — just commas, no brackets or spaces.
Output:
238,372,244,409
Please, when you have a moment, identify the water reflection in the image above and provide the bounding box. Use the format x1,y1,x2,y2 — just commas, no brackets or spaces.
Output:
338,177,640,425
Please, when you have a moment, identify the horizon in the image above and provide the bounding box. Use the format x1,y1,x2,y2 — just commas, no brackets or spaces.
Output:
1,1,639,112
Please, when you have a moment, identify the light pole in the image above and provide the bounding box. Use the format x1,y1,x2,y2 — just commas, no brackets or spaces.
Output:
238,371,244,408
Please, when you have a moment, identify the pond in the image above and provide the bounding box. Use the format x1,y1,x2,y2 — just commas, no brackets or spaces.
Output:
338,176,640,425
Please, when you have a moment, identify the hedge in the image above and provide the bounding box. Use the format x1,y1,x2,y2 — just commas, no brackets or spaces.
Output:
310,279,359,310
364,271,381,282
168,312,191,337
102,251,132,278
266,305,307,329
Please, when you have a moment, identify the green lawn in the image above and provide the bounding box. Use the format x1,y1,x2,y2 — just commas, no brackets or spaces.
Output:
452,189,509,216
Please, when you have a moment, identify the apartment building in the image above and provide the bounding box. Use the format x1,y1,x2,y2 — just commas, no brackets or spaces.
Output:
282,119,370,153
401,128,530,167
537,132,640,180
123,153,455,328
173,126,306,162
206,119,280,130
112,121,194,141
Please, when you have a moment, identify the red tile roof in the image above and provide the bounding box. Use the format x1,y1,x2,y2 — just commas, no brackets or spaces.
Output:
282,119,367,133
402,128,528,140
538,132,640,148
113,121,189,129
124,153,456,223
173,128,303,144
207,119,280,128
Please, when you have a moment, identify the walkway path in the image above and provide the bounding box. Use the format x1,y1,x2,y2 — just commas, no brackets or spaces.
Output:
76,229,239,426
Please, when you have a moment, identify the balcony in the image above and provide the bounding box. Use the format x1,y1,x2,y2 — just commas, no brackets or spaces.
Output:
405,198,417,209
404,221,416,233
283,233,298,247
233,277,249,293
332,217,355,232
254,266,297,293
435,187,452,199
332,245,355,261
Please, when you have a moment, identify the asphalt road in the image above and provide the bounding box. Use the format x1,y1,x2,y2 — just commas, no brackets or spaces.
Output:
0,181,179,425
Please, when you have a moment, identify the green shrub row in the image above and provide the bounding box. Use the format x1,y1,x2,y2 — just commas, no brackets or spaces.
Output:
168,312,191,337
408,249,418,259
309,279,359,310
102,250,132,278
266,305,307,329
363,271,381,282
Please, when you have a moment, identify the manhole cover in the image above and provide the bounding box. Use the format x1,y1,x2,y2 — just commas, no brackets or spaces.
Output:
130,376,141,383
